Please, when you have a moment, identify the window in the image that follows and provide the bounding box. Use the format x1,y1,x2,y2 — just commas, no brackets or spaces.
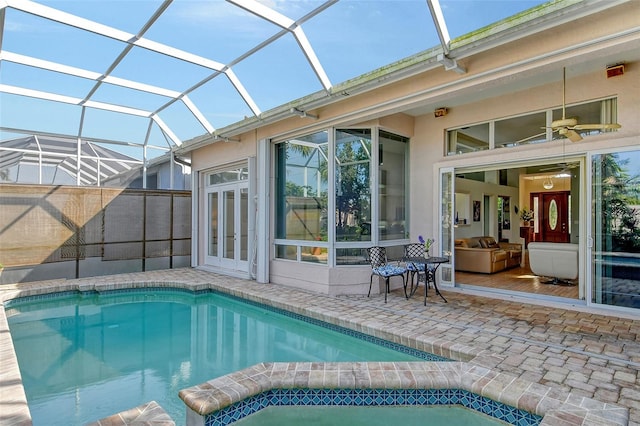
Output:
447,123,489,155
495,112,546,147
378,131,409,241
208,166,248,184
274,131,329,255
275,128,410,266
335,129,371,242
447,98,618,155
553,98,618,139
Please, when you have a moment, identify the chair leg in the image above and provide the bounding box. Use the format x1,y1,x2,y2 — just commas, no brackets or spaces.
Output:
384,277,389,303
368,275,373,297
402,274,409,299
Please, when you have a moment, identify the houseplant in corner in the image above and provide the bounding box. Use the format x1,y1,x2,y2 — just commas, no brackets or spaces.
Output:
520,208,534,226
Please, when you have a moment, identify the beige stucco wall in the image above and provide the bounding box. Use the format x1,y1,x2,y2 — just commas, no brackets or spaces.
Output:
189,1,639,295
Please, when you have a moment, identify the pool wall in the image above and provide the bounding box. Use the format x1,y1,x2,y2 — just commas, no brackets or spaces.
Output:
0,271,630,426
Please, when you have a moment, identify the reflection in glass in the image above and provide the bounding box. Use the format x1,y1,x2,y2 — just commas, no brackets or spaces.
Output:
208,192,218,256
379,130,408,241
447,123,489,155
440,170,453,283
335,129,371,242
223,190,235,259
592,150,640,309
240,188,248,261
275,132,329,241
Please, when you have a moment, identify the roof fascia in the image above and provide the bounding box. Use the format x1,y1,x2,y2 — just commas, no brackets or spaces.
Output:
448,0,631,59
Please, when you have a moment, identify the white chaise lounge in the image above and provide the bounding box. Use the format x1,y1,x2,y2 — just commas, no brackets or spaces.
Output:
528,242,579,285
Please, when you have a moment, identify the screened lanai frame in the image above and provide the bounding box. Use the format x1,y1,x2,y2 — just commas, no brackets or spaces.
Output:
0,0,483,187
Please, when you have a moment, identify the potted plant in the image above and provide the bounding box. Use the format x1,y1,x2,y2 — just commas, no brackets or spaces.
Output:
520,208,534,226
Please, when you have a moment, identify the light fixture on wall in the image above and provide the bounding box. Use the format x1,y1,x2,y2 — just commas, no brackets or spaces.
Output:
543,177,554,190
606,63,624,78
434,107,448,118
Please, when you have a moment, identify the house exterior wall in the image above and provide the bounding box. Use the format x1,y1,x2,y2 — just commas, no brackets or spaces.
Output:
187,1,639,304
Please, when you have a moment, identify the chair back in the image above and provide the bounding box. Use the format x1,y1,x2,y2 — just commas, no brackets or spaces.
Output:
366,246,388,268
404,243,424,259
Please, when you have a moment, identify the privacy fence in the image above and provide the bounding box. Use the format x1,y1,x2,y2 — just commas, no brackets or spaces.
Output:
0,184,191,284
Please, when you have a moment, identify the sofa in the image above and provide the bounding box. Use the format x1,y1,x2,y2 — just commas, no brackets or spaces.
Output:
528,242,578,284
454,236,522,274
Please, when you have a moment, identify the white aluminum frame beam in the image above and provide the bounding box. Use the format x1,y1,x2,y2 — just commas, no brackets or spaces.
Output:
0,126,158,149
4,0,255,134
426,0,466,74
228,0,333,91
0,83,182,146
0,83,150,116
0,51,216,135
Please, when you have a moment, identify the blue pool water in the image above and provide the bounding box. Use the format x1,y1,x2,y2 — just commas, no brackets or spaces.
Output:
6,289,441,426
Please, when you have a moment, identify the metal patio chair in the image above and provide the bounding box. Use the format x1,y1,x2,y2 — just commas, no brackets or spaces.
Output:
365,246,408,303
404,243,427,286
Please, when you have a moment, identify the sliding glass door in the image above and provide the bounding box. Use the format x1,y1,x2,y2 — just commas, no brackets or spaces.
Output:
591,149,640,310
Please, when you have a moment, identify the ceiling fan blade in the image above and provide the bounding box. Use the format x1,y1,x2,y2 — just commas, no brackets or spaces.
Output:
565,129,583,142
572,123,621,130
551,118,578,129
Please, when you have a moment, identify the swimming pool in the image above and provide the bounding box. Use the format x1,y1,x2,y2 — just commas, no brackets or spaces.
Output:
6,288,444,426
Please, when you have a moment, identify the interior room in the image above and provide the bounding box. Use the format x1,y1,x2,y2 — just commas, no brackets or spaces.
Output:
452,159,581,301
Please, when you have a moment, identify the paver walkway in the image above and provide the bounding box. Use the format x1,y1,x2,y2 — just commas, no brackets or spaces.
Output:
1,268,638,425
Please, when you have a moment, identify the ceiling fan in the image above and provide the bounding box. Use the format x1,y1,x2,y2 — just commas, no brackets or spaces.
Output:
551,68,621,142
516,68,621,144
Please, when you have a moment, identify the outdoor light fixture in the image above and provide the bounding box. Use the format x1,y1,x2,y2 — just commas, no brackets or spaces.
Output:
434,107,448,118
290,107,318,119
606,63,624,78
543,177,554,190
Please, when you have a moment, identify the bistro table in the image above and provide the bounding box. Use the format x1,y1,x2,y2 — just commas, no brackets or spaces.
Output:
403,256,449,305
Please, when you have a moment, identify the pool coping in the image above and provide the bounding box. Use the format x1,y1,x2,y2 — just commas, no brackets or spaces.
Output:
0,272,630,426
178,361,621,426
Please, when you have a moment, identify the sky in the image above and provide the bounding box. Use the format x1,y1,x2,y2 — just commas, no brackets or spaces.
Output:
0,0,546,160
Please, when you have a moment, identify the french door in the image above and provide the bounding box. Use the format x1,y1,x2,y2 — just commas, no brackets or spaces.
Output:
205,182,249,272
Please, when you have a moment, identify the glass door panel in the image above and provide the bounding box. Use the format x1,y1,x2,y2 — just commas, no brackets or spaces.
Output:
223,189,235,260
240,187,249,261
208,192,218,257
591,150,640,310
439,169,454,285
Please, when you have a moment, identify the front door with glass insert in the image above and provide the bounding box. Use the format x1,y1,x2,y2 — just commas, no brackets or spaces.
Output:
205,168,249,273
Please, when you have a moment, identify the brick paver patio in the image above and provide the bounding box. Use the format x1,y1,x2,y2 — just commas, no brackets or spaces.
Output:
1,268,638,425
